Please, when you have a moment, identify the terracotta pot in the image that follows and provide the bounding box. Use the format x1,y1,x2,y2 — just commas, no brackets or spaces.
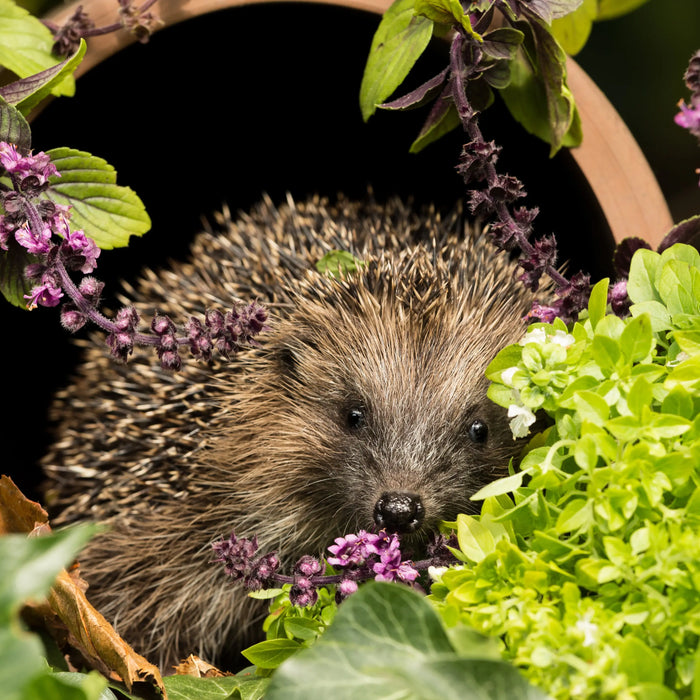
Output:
44,0,672,249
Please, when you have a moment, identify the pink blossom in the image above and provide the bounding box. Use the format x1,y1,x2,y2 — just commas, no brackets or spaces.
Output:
14,222,52,255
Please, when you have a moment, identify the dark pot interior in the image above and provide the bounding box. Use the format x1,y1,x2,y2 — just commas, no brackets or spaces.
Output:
5,2,612,501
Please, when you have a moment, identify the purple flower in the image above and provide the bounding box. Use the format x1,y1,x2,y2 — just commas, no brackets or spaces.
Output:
327,530,382,567
609,279,631,317
675,100,700,139
525,303,559,323
0,142,58,188
517,235,558,291
61,228,101,273
24,271,63,309
152,313,182,371
15,222,52,255
51,5,95,57
294,555,323,577
245,552,280,591
60,305,88,332
212,533,260,581
372,536,419,583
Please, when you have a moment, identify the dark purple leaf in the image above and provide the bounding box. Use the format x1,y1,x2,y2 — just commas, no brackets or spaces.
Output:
379,67,449,111
0,97,31,153
613,237,652,279
657,215,700,254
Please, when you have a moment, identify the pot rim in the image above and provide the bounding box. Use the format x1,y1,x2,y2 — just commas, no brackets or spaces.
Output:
44,0,673,248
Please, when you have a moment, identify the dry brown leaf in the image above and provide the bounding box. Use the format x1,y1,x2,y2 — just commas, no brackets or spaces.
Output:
0,474,49,534
172,654,232,678
1,474,167,699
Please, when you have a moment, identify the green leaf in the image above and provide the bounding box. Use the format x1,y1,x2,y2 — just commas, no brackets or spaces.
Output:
586,277,609,330
316,250,365,279
24,671,113,700
572,390,610,425
266,582,548,700
414,0,482,41
0,0,75,99
0,627,46,700
0,41,86,116
629,300,672,333
43,148,151,249
550,0,596,55
626,375,653,418
457,513,498,562
619,636,664,685
555,498,591,535
498,19,580,155
597,0,652,20
591,333,620,373
242,638,302,669
283,616,324,641
0,525,96,622
163,674,261,700
409,100,461,153
619,313,653,364
0,95,31,152
627,248,661,304
0,240,34,308
657,260,700,316
471,470,528,500
359,0,434,121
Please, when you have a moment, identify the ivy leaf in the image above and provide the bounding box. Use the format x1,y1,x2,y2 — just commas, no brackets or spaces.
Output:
43,148,151,249
162,674,266,700
359,0,434,121
0,41,87,117
266,582,547,700
0,95,31,153
0,0,76,99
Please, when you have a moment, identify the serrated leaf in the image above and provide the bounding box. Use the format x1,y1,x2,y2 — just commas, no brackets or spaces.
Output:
0,95,31,152
42,147,151,249
0,0,75,99
0,41,86,117
266,582,547,700
359,0,433,121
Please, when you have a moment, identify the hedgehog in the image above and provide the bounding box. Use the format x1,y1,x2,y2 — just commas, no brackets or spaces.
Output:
42,193,538,669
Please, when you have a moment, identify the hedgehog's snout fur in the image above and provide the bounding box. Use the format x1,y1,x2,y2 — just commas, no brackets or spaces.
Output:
42,194,540,669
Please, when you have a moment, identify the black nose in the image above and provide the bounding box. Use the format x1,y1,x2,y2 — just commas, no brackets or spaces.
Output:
373,492,425,533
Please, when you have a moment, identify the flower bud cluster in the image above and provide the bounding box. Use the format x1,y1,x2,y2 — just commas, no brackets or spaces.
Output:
213,529,458,607
675,50,700,186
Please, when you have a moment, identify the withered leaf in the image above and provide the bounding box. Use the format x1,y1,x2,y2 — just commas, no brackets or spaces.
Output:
173,654,232,678
1,474,167,699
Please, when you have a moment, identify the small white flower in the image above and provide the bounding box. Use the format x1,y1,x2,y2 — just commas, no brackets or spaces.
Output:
507,403,536,439
574,611,598,647
428,566,448,582
500,366,518,385
520,327,548,346
520,327,575,348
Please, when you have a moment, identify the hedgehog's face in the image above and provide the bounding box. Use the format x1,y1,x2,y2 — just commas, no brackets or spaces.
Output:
263,255,529,547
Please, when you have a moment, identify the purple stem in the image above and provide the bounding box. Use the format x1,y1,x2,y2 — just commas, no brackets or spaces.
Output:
450,30,570,291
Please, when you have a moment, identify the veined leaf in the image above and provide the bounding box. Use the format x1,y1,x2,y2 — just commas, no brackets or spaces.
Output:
0,95,31,152
43,147,151,249
359,0,433,121
0,0,75,99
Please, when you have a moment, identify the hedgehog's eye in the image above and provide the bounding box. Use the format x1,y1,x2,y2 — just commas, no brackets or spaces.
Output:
346,408,366,430
468,418,488,444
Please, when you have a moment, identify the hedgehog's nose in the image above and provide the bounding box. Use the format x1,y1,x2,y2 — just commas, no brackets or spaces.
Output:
373,492,425,533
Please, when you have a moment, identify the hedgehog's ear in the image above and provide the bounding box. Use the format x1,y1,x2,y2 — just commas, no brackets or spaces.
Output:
272,332,319,382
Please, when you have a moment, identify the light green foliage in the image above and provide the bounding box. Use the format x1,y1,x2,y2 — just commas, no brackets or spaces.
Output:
243,584,337,673
429,244,700,698
266,582,548,700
